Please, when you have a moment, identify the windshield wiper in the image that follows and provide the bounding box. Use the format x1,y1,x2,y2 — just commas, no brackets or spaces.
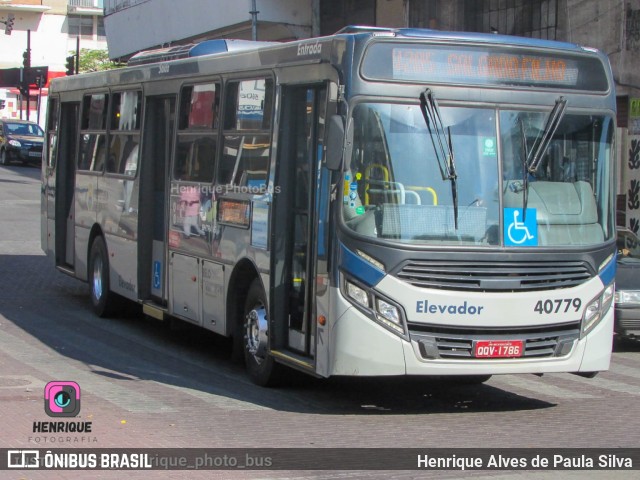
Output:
520,96,567,220
419,89,459,229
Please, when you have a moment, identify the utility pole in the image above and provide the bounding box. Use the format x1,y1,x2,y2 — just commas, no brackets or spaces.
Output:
25,30,31,121
250,0,259,41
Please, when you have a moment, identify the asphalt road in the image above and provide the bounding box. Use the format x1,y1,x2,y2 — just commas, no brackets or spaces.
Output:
1,164,639,480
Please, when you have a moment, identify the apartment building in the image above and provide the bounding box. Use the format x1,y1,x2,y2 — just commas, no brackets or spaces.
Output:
0,0,107,123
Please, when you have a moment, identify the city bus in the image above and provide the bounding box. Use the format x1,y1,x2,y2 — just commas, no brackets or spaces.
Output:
41,27,617,386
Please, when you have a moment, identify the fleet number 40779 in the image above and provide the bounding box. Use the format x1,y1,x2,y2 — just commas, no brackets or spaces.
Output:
533,298,582,315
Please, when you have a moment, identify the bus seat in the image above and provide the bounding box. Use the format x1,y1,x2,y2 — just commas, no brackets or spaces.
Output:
503,180,603,245
240,169,267,188
380,204,487,241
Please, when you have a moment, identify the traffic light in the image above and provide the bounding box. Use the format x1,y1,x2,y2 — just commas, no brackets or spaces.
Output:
22,49,30,69
65,55,75,76
4,14,14,36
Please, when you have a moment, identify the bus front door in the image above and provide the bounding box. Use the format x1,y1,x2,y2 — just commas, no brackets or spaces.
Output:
54,102,79,270
271,84,328,367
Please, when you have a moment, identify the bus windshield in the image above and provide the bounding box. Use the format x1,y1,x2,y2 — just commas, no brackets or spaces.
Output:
343,102,614,247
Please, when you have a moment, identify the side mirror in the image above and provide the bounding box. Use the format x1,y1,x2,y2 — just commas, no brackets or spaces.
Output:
325,115,345,171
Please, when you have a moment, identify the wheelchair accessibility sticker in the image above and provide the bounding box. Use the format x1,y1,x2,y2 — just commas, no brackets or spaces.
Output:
504,208,537,246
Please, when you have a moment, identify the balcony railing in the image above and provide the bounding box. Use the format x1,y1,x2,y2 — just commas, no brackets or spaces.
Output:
1,0,44,6
68,0,104,8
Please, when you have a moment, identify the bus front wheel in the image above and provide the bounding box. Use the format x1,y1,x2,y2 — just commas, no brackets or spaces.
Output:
89,236,116,317
243,279,282,387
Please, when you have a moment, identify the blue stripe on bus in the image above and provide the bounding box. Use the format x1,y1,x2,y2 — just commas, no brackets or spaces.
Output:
339,243,385,287
598,253,616,286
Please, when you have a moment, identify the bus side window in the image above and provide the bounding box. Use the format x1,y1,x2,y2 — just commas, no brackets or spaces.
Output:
108,91,141,176
78,93,108,172
173,82,220,183
79,134,106,172
218,78,272,188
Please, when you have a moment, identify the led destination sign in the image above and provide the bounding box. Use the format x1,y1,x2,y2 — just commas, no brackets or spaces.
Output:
362,43,609,91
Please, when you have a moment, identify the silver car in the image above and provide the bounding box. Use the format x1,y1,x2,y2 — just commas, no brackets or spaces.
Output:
615,227,640,338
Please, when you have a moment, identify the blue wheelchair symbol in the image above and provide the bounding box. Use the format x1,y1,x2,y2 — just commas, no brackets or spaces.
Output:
504,208,537,246
153,261,162,289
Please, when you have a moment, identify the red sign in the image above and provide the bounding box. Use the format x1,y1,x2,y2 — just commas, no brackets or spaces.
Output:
474,340,524,358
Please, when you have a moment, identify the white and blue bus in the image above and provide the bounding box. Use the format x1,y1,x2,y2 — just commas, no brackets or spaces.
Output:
41,27,617,386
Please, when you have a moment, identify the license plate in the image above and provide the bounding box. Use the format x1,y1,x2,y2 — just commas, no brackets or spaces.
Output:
28,151,41,157
474,340,524,358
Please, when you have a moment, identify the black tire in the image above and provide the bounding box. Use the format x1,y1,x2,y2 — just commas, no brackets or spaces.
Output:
243,279,283,387
88,236,116,317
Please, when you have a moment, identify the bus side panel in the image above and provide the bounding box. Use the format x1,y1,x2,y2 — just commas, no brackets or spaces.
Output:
75,226,91,282
74,173,98,281
329,290,406,376
580,306,614,372
104,233,138,301
98,173,140,301
41,167,54,259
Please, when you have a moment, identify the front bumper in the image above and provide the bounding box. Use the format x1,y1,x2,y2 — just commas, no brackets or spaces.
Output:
6,145,43,163
614,305,640,337
329,290,614,376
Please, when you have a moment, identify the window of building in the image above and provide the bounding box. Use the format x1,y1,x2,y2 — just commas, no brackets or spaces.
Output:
408,0,439,29
320,0,376,36
463,0,558,40
68,15,94,39
97,17,105,38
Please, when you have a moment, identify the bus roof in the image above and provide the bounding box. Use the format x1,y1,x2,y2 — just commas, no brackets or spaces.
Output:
339,26,590,53
48,26,605,93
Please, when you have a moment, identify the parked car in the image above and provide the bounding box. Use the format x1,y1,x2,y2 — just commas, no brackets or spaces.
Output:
0,119,44,166
615,227,640,338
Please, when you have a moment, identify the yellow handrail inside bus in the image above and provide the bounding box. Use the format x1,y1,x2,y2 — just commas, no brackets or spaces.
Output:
405,186,438,205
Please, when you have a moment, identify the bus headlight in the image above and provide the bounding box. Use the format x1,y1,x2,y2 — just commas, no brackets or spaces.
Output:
346,281,369,308
342,276,407,338
375,298,404,334
615,290,640,305
582,283,614,337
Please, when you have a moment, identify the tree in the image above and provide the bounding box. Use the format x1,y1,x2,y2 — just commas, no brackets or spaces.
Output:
75,48,125,73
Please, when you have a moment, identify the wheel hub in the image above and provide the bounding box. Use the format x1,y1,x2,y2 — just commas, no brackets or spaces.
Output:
92,256,103,300
245,306,268,364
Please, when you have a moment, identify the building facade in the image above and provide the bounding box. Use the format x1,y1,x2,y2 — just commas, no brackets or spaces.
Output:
103,0,313,59
0,0,107,124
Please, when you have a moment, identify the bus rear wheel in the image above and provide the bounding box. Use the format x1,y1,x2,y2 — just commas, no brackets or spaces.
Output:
89,236,116,317
243,279,282,387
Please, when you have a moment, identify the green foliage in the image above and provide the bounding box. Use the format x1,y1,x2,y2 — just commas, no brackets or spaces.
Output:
72,48,125,73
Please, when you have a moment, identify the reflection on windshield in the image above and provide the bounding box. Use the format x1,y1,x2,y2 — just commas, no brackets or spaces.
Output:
4,123,44,136
618,230,640,261
342,102,614,247
344,103,499,245
501,111,613,246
